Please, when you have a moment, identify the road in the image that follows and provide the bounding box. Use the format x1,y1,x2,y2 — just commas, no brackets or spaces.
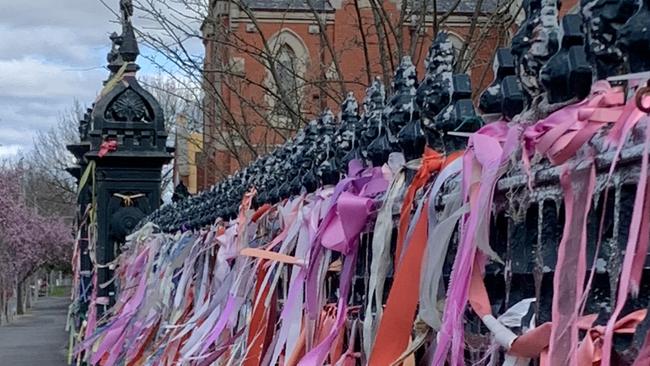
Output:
0,296,70,366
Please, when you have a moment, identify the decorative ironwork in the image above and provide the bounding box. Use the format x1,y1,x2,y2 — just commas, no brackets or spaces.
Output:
419,32,455,150
106,88,151,122
479,48,517,114
540,13,592,104
618,0,650,73
66,2,172,347
582,0,637,79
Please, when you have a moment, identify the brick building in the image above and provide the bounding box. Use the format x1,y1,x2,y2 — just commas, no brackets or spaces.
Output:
196,0,517,191
174,114,203,194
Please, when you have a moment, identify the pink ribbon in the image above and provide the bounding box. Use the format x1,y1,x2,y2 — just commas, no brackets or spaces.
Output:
433,121,519,365
518,82,650,365
320,192,374,255
91,248,150,365
301,165,386,366
334,319,361,366
196,295,238,357
305,165,383,319
548,161,596,365
98,140,118,158
576,309,647,365
524,81,625,165
600,99,650,365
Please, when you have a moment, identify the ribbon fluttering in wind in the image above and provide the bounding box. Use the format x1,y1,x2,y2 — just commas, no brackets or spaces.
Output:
71,85,650,366
370,148,453,366
301,163,387,366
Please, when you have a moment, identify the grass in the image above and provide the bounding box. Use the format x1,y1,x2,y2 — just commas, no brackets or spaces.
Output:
48,286,71,298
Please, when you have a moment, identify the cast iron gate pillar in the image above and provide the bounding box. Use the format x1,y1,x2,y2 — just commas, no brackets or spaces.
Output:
69,0,172,312
66,108,92,318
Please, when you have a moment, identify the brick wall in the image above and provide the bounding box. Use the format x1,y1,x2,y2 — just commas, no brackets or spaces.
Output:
198,0,508,190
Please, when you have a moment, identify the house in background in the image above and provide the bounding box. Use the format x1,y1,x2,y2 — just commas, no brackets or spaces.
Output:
174,113,203,194
196,0,575,191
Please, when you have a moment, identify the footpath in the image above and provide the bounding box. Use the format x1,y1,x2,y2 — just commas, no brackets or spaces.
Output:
0,296,69,366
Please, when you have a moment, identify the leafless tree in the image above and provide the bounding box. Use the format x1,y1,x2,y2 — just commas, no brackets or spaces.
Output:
16,74,197,211
139,74,203,196
18,102,81,218
115,0,518,181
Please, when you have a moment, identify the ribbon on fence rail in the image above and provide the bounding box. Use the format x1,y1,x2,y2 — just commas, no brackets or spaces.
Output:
71,81,650,366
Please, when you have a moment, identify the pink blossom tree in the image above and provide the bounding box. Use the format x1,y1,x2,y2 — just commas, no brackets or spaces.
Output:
0,167,72,322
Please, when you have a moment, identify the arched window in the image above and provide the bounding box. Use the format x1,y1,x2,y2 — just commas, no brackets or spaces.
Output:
265,29,309,124
275,44,300,117
447,32,464,63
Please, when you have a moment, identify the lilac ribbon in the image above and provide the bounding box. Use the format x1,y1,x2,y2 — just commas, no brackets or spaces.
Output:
91,248,150,365
433,122,520,366
301,165,387,365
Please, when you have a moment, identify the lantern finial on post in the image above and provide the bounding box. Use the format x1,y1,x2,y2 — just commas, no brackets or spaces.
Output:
120,0,134,22
118,0,140,70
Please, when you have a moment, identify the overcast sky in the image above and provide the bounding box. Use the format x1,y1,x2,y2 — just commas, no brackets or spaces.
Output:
0,0,143,157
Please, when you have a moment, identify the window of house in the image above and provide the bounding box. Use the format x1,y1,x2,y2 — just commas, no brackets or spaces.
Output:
447,33,464,65
274,44,301,119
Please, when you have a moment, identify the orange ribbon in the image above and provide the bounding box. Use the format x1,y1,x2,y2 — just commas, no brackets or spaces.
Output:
242,261,276,366
239,248,305,266
285,326,307,366
307,305,346,364
369,204,431,366
335,319,362,366
251,204,272,223
370,150,461,366
471,257,648,366
508,310,647,365
394,148,445,267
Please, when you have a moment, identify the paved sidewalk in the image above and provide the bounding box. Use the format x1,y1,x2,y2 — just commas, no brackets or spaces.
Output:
0,296,70,366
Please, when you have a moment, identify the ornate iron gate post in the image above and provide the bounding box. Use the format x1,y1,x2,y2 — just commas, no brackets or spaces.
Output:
69,0,172,314
66,108,92,318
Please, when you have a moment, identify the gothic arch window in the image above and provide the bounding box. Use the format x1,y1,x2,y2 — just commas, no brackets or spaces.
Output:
275,44,300,118
265,29,310,125
446,32,465,62
441,31,472,73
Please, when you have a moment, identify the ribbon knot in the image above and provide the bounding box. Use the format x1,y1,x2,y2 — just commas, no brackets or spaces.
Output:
576,84,625,122
524,81,625,165
576,310,647,365
320,191,374,255
415,148,446,183
505,309,647,365
99,140,118,158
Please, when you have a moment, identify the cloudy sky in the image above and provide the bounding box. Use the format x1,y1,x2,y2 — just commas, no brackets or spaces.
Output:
0,0,152,158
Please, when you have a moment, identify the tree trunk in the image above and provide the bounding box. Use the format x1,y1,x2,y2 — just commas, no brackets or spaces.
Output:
49,270,55,296
3,290,9,324
7,290,15,323
25,279,32,310
16,281,24,315
32,276,39,303
0,288,4,325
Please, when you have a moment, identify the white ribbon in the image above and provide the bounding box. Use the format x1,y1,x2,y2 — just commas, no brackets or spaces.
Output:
362,152,415,355
418,158,465,329
268,197,323,366
485,298,536,366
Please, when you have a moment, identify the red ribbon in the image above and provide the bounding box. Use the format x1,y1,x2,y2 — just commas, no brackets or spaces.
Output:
98,140,118,158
